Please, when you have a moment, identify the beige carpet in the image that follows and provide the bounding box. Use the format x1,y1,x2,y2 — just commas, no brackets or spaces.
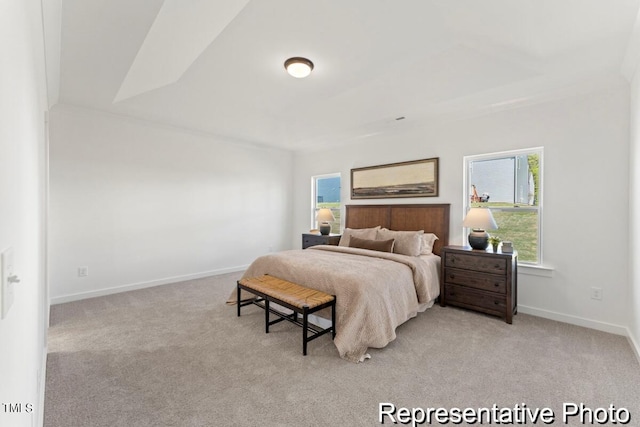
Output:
44,271,640,426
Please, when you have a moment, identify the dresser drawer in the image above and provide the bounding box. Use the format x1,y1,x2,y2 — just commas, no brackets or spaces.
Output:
443,268,507,294
303,235,323,247
302,234,341,249
445,284,506,315
444,252,507,274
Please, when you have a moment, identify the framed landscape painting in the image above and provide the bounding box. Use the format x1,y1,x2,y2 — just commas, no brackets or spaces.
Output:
351,157,439,199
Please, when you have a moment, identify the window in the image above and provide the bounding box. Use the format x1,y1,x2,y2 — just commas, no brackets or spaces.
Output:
464,148,543,264
312,174,341,234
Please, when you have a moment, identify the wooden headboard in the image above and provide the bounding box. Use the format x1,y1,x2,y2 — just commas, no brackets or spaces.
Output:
345,204,450,256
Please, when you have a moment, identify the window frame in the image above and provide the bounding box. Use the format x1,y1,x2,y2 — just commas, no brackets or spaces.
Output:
463,147,544,265
311,173,341,233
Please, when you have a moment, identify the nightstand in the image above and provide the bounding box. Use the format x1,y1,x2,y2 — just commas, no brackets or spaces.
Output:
440,245,518,324
302,233,341,249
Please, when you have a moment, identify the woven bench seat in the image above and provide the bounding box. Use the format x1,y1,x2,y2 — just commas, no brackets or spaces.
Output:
237,274,336,355
239,275,335,309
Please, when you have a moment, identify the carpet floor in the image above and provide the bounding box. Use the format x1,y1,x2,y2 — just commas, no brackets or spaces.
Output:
44,271,640,426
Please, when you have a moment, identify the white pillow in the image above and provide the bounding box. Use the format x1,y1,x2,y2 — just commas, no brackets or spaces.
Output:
338,226,380,247
420,233,439,255
377,228,424,257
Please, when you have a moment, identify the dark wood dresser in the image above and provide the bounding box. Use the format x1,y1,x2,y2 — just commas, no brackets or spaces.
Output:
301,233,341,249
440,245,518,324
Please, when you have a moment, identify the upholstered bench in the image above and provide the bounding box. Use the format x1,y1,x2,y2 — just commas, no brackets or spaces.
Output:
236,274,336,355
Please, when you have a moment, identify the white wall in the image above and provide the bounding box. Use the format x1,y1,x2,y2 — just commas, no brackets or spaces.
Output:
630,70,640,360
49,106,293,302
0,1,49,426
293,81,631,334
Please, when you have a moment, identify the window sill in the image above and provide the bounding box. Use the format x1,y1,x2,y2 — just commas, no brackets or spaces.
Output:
518,263,554,277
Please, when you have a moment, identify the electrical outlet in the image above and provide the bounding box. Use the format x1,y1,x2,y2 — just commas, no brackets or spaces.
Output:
78,266,89,277
1,247,16,319
590,287,603,301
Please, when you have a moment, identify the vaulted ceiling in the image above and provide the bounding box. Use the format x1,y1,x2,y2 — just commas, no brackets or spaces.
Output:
48,0,640,150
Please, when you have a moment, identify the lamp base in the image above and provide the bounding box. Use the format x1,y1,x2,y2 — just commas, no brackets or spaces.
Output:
468,229,489,250
319,223,331,235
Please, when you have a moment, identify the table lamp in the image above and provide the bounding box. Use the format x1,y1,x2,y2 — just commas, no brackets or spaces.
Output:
316,208,335,235
462,207,498,250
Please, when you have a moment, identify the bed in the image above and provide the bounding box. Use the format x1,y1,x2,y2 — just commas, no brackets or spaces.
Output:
229,203,450,362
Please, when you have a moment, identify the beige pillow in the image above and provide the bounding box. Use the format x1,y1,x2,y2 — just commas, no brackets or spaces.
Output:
377,228,424,257
349,236,395,253
420,233,439,255
338,226,380,246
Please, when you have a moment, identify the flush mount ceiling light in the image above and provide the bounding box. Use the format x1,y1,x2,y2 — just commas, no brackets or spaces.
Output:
284,57,314,78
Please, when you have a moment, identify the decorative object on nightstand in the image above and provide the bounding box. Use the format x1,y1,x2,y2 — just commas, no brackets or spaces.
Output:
488,235,502,252
501,241,513,253
302,233,341,249
440,245,518,324
462,207,498,250
316,208,335,235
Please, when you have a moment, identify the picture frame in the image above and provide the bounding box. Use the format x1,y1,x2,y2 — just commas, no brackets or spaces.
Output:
351,157,439,199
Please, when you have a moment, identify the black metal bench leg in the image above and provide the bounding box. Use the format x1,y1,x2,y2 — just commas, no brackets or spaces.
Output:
302,305,309,356
237,283,241,317
331,298,336,339
265,299,270,333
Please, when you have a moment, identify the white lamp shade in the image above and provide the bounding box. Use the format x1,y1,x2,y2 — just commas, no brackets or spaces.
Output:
316,208,335,223
462,207,498,230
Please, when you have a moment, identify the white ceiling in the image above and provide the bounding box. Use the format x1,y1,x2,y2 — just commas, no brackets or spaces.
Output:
50,0,640,150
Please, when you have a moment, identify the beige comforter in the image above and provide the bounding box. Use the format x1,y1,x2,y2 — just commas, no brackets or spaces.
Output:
228,245,440,362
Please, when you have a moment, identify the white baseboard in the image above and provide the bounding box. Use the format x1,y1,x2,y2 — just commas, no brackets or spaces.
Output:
50,265,249,305
518,305,628,336
627,328,640,366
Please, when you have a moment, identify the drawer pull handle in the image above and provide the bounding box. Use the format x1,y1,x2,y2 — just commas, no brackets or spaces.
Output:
449,275,455,280
494,301,500,305
494,264,500,269
494,283,500,287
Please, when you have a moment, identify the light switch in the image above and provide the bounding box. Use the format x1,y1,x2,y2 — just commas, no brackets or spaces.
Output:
1,247,16,319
